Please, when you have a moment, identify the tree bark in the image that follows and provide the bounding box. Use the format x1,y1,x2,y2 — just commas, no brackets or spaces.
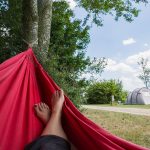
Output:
22,0,53,63
22,0,38,48
38,0,53,57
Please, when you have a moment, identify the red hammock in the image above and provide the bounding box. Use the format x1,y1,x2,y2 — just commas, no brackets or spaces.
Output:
0,48,148,150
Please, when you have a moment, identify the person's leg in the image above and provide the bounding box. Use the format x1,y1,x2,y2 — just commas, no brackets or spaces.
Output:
34,90,68,141
30,90,79,150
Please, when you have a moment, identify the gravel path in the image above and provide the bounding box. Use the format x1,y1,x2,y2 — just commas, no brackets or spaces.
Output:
82,105,150,116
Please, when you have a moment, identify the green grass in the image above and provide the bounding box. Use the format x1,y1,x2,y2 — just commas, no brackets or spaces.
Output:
85,104,150,109
82,109,150,148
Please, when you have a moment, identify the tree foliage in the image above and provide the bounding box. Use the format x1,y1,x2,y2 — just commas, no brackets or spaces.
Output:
0,0,24,62
86,80,128,104
0,0,107,107
45,1,107,107
76,0,148,26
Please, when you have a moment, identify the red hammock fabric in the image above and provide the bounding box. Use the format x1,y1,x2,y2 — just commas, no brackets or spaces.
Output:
0,48,148,150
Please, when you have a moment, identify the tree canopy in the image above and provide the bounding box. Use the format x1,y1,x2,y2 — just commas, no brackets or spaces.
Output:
45,1,107,107
76,0,148,26
0,1,107,107
0,0,23,62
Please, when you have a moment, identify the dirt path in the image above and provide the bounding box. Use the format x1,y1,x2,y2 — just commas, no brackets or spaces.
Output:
82,105,150,116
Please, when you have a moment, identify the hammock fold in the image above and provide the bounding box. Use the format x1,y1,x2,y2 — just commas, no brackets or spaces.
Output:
0,48,148,150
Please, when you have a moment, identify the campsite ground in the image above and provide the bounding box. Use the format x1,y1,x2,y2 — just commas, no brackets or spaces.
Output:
82,105,150,116
83,104,150,109
82,109,150,148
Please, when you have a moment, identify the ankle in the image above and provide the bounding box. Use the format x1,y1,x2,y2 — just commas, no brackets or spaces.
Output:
51,110,62,118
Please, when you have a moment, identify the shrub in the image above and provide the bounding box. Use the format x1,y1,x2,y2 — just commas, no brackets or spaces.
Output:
86,80,127,104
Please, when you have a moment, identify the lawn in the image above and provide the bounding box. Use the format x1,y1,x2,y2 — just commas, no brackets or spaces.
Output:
82,109,150,148
85,104,150,109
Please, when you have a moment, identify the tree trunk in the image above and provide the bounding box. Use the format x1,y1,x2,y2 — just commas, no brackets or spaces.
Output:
22,0,53,63
22,0,38,48
38,0,53,58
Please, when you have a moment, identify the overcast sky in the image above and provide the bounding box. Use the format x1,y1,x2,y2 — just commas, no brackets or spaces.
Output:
66,0,150,91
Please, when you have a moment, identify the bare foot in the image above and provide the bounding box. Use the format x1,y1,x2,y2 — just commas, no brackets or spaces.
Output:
34,102,50,125
51,89,65,115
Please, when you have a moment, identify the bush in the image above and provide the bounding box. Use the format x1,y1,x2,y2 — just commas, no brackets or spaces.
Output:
86,80,128,104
